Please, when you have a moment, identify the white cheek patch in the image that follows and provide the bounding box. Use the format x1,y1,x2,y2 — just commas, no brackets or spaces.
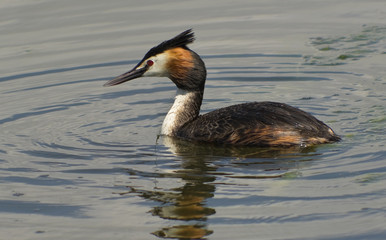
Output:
143,53,169,77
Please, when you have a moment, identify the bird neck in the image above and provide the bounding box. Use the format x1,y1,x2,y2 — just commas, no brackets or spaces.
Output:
161,88,203,136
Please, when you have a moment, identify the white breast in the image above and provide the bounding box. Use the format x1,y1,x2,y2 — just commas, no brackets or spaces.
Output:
161,89,194,136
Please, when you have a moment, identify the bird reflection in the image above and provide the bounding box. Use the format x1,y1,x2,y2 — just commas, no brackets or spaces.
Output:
123,136,319,239
152,224,213,239
163,135,319,160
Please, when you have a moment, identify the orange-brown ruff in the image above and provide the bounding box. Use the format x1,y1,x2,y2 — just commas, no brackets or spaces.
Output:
103,29,340,147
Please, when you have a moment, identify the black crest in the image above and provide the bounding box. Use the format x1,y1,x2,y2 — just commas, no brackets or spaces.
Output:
142,29,195,60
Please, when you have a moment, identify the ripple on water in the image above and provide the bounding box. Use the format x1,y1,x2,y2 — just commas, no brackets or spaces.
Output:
1,13,385,239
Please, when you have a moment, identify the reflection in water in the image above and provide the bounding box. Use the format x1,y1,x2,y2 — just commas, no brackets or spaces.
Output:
124,136,320,239
152,224,212,239
163,136,319,160
126,147,216,239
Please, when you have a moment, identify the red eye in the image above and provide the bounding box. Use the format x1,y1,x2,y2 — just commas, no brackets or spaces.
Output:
147,60,154,66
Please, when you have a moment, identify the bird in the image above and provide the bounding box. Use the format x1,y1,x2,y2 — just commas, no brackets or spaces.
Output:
103,29,340,147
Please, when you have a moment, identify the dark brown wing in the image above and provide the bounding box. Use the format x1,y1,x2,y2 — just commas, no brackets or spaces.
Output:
176,101,340,146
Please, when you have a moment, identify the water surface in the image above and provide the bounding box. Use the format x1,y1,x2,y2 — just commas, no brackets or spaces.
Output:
1,1,386,239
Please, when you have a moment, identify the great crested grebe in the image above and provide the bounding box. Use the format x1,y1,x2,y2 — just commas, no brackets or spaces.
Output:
104,29,340,147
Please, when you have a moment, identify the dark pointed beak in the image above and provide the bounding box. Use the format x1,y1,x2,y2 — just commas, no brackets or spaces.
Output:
103,66,147,87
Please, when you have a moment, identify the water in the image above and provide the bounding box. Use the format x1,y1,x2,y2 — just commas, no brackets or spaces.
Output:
1,1,386,239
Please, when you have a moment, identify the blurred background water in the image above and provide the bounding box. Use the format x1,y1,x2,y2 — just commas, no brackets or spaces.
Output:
1,0,385,239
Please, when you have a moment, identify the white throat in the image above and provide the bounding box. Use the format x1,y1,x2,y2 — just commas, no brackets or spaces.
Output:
161,89,196,136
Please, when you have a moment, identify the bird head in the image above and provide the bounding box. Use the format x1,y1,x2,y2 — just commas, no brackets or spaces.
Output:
103,29,206,91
